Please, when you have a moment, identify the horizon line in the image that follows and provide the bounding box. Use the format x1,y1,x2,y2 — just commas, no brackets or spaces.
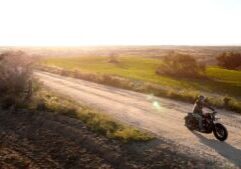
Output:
1,44,241,48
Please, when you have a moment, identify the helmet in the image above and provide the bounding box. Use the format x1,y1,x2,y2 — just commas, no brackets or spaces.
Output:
198,95,205,101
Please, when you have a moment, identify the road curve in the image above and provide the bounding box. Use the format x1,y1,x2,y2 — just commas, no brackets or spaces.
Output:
35,71,241,168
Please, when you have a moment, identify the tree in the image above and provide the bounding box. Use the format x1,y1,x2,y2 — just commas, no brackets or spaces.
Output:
108,52,119,63
217,52,241,70
0,51,33,109
156,53,205,78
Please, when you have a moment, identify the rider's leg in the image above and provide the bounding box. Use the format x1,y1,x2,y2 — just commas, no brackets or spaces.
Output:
198,115,203,131
193,114,203,130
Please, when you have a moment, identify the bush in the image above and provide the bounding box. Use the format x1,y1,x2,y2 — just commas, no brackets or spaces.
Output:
217,52,241,70
108,52,119,64
0,51,33,109
226,99,241,113
156,53,205,78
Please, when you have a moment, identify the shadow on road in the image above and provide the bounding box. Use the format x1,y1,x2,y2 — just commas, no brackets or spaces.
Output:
193,132,241,168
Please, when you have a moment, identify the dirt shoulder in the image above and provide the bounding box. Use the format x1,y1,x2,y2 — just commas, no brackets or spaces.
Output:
0,110,220,169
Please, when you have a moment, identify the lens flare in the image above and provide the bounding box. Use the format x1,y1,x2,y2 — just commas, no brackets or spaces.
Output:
147,94,163,111
152,101,162,111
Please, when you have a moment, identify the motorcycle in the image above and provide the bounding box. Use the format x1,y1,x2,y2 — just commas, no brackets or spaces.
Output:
184,111,228,141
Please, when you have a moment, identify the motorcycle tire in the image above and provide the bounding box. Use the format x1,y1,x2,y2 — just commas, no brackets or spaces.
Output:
185,116,195,131
213,123,228,141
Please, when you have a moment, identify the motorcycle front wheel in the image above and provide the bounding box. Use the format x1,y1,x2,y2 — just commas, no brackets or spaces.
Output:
213,123,228,141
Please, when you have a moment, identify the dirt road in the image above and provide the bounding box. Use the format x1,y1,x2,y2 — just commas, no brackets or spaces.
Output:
35,71,241,168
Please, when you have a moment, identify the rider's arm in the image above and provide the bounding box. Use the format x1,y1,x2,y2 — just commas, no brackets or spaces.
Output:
204,102,215,111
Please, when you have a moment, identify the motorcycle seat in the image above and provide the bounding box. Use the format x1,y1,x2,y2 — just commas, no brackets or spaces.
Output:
188,112,193,116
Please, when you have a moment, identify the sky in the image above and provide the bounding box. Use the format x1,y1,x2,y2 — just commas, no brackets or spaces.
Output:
0,0,241,46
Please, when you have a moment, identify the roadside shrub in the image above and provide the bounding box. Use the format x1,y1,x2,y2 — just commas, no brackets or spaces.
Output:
102,75,123,87
226,99,241,113
217,52,241,70
166,89,200,103
0,51,33,109
205,97,224,109
113,128,151,142
223,97,231,108
1,95,16,109
156,53,205,78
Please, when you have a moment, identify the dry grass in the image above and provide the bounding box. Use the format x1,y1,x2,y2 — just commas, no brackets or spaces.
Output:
29,83,153,142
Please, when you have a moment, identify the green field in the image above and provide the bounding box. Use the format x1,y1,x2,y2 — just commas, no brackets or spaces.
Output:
41,56,241,99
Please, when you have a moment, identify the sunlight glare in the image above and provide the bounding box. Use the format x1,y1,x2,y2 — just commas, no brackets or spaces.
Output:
0,0,240,46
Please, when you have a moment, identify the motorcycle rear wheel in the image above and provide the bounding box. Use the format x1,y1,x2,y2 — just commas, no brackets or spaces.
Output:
185,116,195,130
213,123,228,141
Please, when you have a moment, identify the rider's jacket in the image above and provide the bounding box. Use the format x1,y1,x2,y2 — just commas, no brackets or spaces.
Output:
192,99,214,115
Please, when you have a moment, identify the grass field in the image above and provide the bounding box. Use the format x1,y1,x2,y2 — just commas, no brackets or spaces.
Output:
41,56,241,98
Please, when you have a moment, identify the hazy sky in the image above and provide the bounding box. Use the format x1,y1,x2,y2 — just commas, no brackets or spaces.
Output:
0,0,241,46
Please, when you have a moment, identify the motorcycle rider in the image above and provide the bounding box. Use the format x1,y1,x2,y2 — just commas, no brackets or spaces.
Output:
192,95,215,131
